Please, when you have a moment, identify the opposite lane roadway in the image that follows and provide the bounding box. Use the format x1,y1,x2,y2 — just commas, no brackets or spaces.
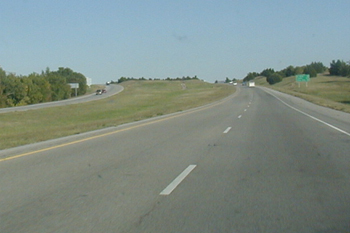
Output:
0,84,124,114
1,85,350,232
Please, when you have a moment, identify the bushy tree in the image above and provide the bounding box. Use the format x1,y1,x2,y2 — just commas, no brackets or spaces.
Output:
31,73,51,102
46,73,71,101
26,73,51,103
266,73,283,85
243,72,259,82
309,62,326,73
54,67,87,96
118,77,128,83
0,67,7,107
294,66,304,75
260,68,275,78
281,66,295,77
329,60,348,76
2,74,28,106
339,62,350,77
304,65,317,77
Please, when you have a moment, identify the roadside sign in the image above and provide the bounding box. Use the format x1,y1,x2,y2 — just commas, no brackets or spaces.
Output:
296,74,310,82
69,83,79,88
296,74,310,87
68,83,79,96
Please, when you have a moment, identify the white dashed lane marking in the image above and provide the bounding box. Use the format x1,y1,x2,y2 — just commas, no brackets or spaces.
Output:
160,165,197,195
223,127,232,134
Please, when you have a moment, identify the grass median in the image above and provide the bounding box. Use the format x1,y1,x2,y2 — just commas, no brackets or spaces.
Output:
0,80,235,150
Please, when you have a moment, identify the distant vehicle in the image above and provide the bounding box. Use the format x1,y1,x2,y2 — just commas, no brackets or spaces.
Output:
102,89,107,93
248,81,255,87
106,81,110,85
233,82,237,86
96,90,102,95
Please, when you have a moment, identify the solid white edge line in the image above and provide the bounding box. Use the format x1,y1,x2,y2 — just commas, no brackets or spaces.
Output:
223,127,232,134
265,89,350,137
160,165,197,195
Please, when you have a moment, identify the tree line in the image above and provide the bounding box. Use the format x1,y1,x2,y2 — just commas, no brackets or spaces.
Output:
243,60,350,85
113,75,199,84
0,67,87,108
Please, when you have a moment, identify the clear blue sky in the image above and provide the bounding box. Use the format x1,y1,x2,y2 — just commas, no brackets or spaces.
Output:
1,0,350,83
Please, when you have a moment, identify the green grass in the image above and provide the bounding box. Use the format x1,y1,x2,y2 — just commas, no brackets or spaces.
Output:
255,74,350,113
0,80,235,150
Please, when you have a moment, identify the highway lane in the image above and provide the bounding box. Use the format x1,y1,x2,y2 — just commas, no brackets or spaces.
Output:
1,86,350,232
0,84,124,114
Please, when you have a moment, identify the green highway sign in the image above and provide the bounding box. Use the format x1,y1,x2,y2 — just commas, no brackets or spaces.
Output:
296,74,310,82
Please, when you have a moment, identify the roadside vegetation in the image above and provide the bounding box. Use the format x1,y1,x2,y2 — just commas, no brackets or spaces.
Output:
0,80,235,150
0,67,87,108
239,59,350,113
242,60,350,84
255,74,350,113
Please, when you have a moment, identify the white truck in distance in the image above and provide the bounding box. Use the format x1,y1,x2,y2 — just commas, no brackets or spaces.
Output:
248,81,255,87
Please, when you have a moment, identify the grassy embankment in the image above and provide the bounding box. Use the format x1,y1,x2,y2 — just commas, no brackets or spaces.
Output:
0,80,235,150
254,74,350,113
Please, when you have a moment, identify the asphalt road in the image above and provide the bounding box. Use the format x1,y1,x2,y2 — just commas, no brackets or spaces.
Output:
0,84,124,114
1,85,350,233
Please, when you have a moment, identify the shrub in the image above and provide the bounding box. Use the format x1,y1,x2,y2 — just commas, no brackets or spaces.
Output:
266,73,283,85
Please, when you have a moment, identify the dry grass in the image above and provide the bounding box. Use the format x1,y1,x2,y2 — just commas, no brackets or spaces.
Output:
256,74,350,113
0,80,235,150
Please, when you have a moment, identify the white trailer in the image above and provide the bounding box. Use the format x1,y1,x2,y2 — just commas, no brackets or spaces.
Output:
248,81,255,87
